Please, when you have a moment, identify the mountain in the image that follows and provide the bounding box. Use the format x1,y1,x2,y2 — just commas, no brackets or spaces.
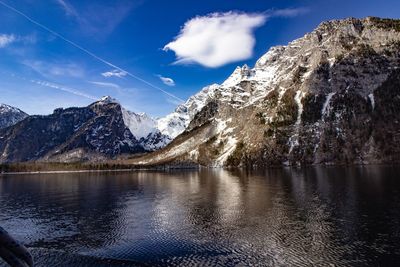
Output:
2,17,400,167
0,104,28,129
157,84,220,139
130,17,400,167
0,97,169,163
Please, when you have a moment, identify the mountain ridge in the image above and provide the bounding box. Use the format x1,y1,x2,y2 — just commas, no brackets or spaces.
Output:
127,16,400,167
1,17,400,167
0,97,170,163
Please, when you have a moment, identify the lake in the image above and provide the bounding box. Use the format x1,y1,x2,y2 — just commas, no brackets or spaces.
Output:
0,167,400,266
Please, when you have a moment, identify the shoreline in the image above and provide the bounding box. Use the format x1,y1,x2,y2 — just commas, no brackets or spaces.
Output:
0,168,143,175
1,163,399,175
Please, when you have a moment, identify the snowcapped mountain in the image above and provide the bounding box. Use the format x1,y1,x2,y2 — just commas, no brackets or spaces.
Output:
131,17,400,167
122,109,157,139
93,96,171,151
0,104,28,129
157,84,220,139
0,97,169,163
0,95,174,163
122,108,172,151
2,17,400,167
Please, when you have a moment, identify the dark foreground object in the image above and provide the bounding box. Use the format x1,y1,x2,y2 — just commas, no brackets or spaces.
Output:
0,227,32,267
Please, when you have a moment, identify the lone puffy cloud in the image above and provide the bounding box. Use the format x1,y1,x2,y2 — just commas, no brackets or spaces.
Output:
101,69,127,78
158,75,175,86
163,12,266,68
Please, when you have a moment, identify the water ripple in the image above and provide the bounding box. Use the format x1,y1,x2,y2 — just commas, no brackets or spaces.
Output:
0,167,400,266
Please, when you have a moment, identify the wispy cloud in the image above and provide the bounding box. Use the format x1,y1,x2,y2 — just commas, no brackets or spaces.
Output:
55,0,78,17
0,1,184,103
157,75,175,86
164,8,307,68
101,69,127,78
55,0,138,37
0,34,16,48
24,60,85,78
0,33,37,48
89,81,121,89
31,79,97,100
269,7,309,18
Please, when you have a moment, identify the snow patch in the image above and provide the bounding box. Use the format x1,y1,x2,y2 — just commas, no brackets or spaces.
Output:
368,93,375,110
97,96,118,104
322,92,336,118
215,136,237,166
327,57,336,67
288,134,299,155
294,90,304,126
287,90,305,155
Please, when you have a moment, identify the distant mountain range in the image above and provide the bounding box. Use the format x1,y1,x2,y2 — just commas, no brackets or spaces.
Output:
0,97,171,163
1,17,400,167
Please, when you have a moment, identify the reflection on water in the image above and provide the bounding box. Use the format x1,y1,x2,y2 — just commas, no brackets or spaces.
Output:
0,167,400,266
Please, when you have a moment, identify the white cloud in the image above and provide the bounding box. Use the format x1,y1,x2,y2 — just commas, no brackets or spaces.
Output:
157,75,175,86
101,69,127,78
163,12,267,68
89,81,121,89
163,9,307,68
23,60,85,78
0,34,16,48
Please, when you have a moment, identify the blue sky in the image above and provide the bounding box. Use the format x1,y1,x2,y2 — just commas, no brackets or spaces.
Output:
0,0,399,117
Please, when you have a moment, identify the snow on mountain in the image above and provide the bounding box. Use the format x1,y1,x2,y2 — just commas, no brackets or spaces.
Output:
92,96,169,151
3,17,400,166
140,131,172,151
157,84,219,139
121,107,173,151
154,45,288,141
121,108,157,139
130,17,400,167
0,104,28,129
98,95,118,104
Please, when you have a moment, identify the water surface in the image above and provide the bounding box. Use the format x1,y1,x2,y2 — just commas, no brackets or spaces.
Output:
1,167,400,266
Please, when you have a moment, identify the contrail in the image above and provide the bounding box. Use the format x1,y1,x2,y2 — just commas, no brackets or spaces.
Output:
1,70,98,100
0,0,185,103
31,79,98,100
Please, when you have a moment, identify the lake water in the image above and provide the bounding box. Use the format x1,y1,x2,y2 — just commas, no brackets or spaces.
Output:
0,167,400,266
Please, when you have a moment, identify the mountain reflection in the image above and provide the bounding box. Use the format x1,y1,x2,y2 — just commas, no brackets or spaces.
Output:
1,166,400,266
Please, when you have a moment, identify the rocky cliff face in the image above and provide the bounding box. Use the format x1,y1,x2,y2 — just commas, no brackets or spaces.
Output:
131,17,400,167
0,104,28,129
0,97,169,163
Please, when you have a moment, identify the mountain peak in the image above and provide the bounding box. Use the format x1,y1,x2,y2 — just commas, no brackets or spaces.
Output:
0,103,28,129
0,103,21,113
98,96,118,104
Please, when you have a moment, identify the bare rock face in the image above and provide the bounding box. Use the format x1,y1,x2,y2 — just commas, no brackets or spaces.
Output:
0,104,28,129
132,17,400,167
